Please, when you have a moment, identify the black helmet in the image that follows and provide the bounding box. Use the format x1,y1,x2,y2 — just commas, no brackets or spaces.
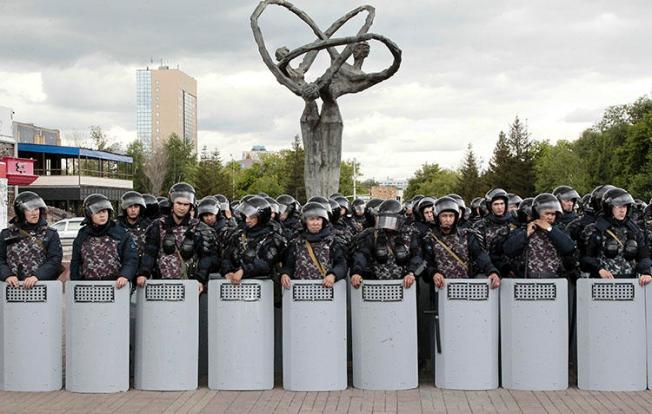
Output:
301,201,330,224
257,192,269,198
434,196,460,223
365,198,383,228
485,188,509,211
213,194,230,212
157,196,171,216
83,193,113,219
447,194,466,210
333,196,351,214
376,199,404,230
142,194,160,219
328,198,342,223
352,198,366,216
120,191,146,211
531,193,562,219
416,197,437,223
169,182,196,204
553,185,580,204
308,196,333,221
13,191,47,222
601,187,634,217
239,196,272,225
276,194,300,217
590,184,615,214
197,196,220,217
508,193,523,208
579,194,592,215
329,192,344,199
470,197,484,217
264,197,281,215
516,197,534,223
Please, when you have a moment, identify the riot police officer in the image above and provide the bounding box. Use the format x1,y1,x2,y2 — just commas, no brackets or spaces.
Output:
503,193,576,278
142,194,160,220
116,191,152,263
553,185,581,230
222,196,286,283
0,191,63,288
411,197,437,239
70,194,137,288
581,188,652,286
277,194,302,240
196,196,224,274
350,199,423,289
351,198,367,229
424,197,500,289
139,183,215,293
362,198,383,229
473,188,515,277
280,201,347,288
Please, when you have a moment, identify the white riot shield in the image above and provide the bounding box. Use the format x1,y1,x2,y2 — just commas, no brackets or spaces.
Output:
647,285,652,390
351,280,418,390
578,279,646,391
501,278,568,391
282,280,347,391
65,281,130,393
208,279,274,390
1,281,63,391
134,280,199,390
435,279,499,390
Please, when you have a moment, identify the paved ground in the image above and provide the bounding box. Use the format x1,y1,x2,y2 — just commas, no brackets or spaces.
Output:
2,374,652,414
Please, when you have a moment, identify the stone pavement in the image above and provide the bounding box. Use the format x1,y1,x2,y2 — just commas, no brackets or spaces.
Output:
2,374,652,414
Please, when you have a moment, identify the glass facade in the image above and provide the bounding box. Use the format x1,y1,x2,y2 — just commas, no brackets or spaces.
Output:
136,70,152,150
183,91,197,145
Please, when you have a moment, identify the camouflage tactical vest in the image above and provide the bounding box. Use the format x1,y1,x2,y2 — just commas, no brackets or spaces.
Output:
5,225,48,278
526,230,563,276
429,229,470,279
597,225,637,277
294,236,332,280
80,234,121,280
157,217,198,279
127,222,148,257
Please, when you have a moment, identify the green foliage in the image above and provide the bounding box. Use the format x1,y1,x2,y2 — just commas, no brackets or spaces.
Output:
455,143,485,200
163,133,197,192
126,140,151,193
404,163,460,199
195,146,231,198
533,140,591,194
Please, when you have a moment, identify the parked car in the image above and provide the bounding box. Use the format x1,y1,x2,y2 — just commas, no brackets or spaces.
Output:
51,217,85,240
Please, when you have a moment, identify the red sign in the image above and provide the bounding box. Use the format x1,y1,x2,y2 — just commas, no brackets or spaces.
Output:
1,157,37,185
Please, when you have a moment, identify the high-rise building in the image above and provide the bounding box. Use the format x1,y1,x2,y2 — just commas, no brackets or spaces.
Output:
136,65,197,152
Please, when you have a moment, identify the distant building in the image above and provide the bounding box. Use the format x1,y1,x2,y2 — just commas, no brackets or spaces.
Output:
12,121,62,146
137,65,197,152
239,145,272,168
370,185,399,201
0,106,15,157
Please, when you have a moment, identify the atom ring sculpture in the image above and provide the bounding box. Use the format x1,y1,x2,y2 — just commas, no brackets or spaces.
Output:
251,0,402,198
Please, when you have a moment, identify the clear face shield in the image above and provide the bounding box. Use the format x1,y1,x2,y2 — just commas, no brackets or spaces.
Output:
121,195,145,210
169,191,195,205
240,203,260,219
19,198,47,212
198,204,219,216
376,214,402,231
353,204,365,215
88,199,114,215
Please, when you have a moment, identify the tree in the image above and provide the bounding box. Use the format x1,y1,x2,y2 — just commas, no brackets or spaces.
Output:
404,163,460,199
533,140,591,194
506,116,536,195
339,159,361,198
483,131,511,190
163,133,198,192
279,135,306,202
145,142,168,196
88,125,122,153
455,143,485,200
194,146,231,198
126,140,151,193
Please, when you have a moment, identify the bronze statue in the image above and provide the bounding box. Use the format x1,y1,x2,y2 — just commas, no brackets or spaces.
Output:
251,0,402,197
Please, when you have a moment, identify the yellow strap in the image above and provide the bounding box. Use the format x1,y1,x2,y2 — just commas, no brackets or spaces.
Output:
305,240,327,278
605,229,624,248
431,234,468,272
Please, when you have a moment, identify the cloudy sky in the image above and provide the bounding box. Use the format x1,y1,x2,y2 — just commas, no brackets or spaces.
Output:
1,0,651,181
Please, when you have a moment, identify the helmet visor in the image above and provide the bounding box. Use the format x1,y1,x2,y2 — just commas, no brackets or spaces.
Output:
88,199,114,215
376,214,401,230
19,198,47,212
240,203,260,219
558,189,580,202
610,193,635,207
170,191,195,205
121,195,146,210
197,204,219,216
535,200,562,215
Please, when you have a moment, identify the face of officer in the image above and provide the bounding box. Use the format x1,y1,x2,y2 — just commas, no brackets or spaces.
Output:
612,205,628,221
508,203,518,213
438,211,456,231
561,199,574,213
24,208,40,224
172,200,191,219
306,216,323,234
491,200,506,216
245,214,259,228
540,209,557,226
91,209,109,226
201,213,217,226
422,207,435,223
126,205,141,220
